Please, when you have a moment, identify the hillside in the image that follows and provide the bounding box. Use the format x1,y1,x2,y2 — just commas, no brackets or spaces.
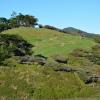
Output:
63,27,97,38
2,27,95,57
0,27,100,99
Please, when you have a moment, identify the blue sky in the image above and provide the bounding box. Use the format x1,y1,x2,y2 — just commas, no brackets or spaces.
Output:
0,0,100,34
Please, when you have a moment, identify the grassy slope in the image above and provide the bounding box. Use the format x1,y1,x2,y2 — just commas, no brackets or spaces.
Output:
1,27,99,99
2,27,95,57
0,65,99,100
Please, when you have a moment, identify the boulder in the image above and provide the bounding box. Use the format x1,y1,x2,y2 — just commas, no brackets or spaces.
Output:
53,55,68,64
20,54,47,65
20,55,35,64
35,54,47,60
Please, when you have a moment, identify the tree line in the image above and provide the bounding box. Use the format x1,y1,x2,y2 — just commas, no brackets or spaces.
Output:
0,12,38,32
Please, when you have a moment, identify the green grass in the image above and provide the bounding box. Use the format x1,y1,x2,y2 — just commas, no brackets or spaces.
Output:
1,27,100,99
0,65,100,100
2,27,95,57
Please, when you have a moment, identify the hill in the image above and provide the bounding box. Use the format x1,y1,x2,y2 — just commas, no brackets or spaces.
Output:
0,27,100,99
63,27,97,38
2,27,95,57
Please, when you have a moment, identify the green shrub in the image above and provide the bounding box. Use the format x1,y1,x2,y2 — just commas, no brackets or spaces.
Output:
0,34,33,64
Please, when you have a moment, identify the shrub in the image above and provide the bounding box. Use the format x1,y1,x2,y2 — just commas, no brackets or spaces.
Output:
0,34,33,64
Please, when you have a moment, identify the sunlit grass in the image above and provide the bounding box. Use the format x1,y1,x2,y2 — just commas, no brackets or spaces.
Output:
2,27,95,57
0,65,99,99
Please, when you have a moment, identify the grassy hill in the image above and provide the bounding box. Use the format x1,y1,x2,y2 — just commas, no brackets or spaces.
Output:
2,27,95,57
1,27,100,100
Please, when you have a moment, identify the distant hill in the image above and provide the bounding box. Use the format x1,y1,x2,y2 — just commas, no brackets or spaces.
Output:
42,25,98,38
63,27,98,38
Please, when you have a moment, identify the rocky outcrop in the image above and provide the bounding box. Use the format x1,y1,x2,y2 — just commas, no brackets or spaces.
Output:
20,54,47,65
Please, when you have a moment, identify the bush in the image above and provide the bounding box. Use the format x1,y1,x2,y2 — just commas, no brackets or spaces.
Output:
0,34,33,64
0,24,11,32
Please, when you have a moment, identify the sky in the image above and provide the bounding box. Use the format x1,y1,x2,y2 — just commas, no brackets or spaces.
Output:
0,0,100,34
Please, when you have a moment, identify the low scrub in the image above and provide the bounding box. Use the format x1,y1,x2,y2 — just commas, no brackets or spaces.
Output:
0,34,33,65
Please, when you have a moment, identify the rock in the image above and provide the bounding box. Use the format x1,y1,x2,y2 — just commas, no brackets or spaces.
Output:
34,54,47,65
20,54,47,65
20,55,35,64
54,67,75,72
53,55,68,64
35,54,47,60
85,76,98,84
34,58,46,65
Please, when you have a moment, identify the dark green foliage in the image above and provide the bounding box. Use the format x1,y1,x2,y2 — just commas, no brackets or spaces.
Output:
0,17,8,24
0,17,11,32
38,24,43,28
0,24,11,32
0,13,38,32
9,13,38,28
0,34,33,64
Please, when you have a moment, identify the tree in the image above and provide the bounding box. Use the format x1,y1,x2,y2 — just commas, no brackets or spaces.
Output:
38,24,43,28
9,13,38,27
0,17,10,32
0,17,8,24
8,18,18,28
0,12,38,32
11,11,17,18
